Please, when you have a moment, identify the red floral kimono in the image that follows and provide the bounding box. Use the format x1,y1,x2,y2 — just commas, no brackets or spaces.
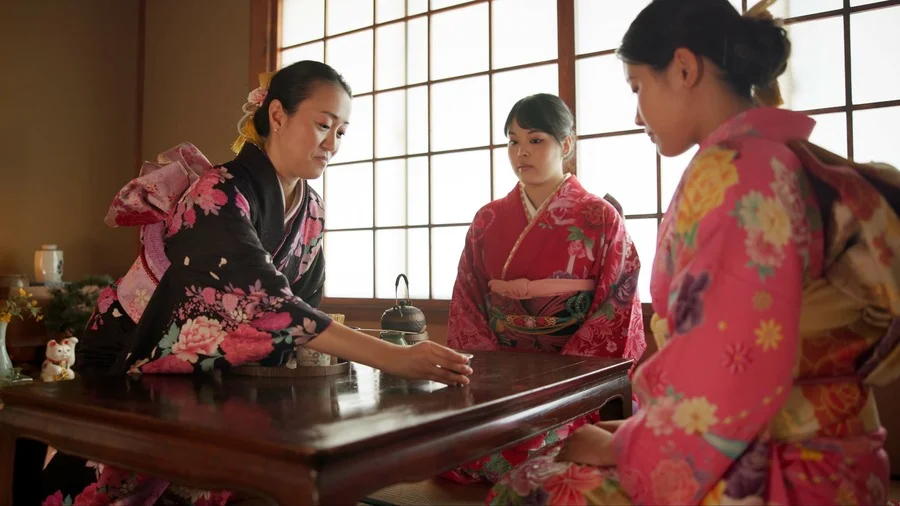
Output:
488,107,900,506
444,175,646,483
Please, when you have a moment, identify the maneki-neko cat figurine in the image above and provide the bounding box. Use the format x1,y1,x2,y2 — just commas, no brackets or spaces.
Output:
40,337,78,382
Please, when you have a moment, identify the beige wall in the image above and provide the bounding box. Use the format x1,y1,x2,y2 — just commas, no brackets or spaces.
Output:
0,1,251,284
0,1,141,281
142,0,250,165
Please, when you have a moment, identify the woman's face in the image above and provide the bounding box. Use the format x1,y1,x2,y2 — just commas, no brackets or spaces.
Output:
266,82,352,180
506,119,571,187
624,50,711,158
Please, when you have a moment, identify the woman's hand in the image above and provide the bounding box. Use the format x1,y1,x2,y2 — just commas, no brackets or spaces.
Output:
556,424,616,467
306,324,472,385
383,341,473,386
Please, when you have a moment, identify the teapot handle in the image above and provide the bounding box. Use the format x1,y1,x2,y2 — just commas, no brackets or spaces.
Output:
394,273,410,305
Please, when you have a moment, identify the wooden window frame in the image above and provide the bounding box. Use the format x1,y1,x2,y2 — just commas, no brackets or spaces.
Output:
249,0,900,321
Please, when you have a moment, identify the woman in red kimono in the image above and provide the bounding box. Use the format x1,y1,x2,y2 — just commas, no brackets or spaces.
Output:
443,93,647,484
488,1,900,504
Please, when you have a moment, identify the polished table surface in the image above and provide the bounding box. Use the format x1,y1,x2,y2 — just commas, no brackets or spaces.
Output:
0,351,632,505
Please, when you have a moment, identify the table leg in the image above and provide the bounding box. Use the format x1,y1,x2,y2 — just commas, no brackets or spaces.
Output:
623,382,633,418
14,438,47,506
0,429,15,506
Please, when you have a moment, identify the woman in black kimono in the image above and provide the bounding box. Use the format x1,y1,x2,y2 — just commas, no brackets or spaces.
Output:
39,60,472,505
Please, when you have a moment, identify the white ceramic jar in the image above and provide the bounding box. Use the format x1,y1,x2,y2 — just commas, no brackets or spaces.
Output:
34,244,63,283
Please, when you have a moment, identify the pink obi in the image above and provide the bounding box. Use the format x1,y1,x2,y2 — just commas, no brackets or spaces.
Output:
488,278,596,300
108,143,213,322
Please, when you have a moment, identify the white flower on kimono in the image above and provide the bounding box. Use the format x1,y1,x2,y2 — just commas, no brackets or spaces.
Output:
646,396,677,436
171,316,226,363
673,396,719,435
133,288,150,309
290,318,320,338
755,198,791,248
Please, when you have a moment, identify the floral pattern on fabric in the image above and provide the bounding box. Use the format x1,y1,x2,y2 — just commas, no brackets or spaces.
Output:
488,108,900,505
445,177,644,484
43,144,331,505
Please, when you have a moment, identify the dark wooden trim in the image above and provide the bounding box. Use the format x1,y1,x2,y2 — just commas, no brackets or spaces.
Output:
134,0,145,170
488,0,495,197
427,8,434,297
371,0,378,297
249,0,277,88
781,0,900,25
134,0,146,256
279,0,490,49
573,48,616,60
320,297,656,325
557,0,576,174
843,0,854,160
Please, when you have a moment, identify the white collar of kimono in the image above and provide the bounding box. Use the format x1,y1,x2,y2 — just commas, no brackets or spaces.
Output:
521,174,571,219
280,180,304,225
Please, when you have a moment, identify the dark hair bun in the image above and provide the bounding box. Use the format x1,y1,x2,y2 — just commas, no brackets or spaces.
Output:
618,0,793,101
728,17,791,88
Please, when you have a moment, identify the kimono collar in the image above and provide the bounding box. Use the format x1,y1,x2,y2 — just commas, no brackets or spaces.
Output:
699,107,816,151
520,174,572,220
227,143,296,252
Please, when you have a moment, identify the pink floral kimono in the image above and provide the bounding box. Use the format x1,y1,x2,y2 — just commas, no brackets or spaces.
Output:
488,107,900,505
445,176,646,484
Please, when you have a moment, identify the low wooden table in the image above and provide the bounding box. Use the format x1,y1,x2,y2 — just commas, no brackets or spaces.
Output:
0,352,631,505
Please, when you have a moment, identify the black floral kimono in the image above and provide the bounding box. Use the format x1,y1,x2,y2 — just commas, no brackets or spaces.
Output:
41,142,331,505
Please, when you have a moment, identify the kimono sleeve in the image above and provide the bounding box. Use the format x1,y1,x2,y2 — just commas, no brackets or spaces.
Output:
447,210,499,351
612,145,807,505
291,250,325,308
561,199,646,364
128,168,333,374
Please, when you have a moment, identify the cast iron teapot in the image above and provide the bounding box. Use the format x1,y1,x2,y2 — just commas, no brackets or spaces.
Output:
380,274,427,334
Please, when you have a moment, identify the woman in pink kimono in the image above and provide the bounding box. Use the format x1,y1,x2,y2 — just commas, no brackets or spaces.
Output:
488,1,900,504
444,93,647,484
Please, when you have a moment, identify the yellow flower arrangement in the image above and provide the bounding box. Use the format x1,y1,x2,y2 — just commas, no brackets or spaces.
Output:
1,288,43,324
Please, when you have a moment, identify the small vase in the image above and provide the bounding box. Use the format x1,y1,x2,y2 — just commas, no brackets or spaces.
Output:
0,321,12,380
